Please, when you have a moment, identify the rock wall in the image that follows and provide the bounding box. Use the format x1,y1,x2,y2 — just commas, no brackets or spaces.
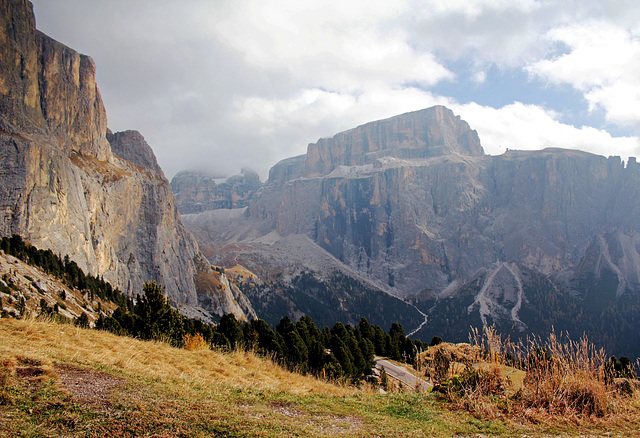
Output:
0,0,253,320
304,106,483,177
107,129,164,177
171,168,261,214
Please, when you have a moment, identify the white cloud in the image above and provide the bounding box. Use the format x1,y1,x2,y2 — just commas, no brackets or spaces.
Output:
456,102,640,160
527,22,640,128
472,71,487,84
213,0,453,92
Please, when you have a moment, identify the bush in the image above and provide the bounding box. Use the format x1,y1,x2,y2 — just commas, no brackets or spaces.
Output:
75,312,90,328
184,333,209,351
422,327,632,422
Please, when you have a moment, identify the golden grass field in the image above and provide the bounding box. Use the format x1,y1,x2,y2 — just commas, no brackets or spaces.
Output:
1,317,639,437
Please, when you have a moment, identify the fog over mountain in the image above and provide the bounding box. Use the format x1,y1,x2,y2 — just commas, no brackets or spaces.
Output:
31,0,640,180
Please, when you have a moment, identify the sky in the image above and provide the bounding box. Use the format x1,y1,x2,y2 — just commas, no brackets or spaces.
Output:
32,0,640,181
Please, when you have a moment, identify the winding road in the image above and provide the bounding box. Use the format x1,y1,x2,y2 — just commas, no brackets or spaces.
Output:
374,357,432,392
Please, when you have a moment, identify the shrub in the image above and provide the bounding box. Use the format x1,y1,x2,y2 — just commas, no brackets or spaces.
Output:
422,327,631,423
184,333,209,351
75,312,90,328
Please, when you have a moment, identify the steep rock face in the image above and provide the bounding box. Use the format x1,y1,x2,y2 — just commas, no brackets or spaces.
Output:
304,106,483,177
0,0,253,321
267,154,306,185
107,129,164,176
0,0,109,161
245,143,640,298
184,106,640,345
171,168,261,214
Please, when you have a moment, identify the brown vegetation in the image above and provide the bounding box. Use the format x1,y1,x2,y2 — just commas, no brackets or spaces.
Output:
421,327,640,429
183,332,209,351
0,317,506,437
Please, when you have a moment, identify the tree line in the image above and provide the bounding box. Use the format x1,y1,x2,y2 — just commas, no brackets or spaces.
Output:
1,234,429,383
0,234,130,309
99,281,429,383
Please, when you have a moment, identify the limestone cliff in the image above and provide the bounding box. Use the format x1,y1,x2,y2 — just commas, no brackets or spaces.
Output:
171,168,261,214
183,106,640,348
107,129,164,177
0,0,253,321
304,106,483,177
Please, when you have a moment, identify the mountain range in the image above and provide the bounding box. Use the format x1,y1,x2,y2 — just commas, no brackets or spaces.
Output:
2,0,640,358
178,106,640,356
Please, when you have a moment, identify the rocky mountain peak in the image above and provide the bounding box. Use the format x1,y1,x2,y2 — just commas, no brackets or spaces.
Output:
107,129,164,177
304,105,484,177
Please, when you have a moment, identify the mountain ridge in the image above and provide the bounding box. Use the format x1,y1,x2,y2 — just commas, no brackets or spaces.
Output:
179,105,640,355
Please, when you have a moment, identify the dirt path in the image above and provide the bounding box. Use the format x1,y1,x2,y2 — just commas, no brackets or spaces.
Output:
55,364,125,411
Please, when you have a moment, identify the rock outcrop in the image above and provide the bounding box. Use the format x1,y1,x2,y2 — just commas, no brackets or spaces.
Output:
171,168,261,214
0,0,253,321
106,129,165,177
304,106,483,177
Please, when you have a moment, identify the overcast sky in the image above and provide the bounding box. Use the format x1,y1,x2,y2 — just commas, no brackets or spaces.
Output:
32,0,640,181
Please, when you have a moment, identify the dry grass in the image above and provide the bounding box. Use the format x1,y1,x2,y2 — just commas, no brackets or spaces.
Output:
422,326,640,431
3,317,640,436
70,153,132,183
0,316,348,397
0,316,513,437
225,264,259,281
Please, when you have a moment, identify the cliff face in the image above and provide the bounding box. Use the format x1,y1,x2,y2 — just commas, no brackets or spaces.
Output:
107,130,165,177
171,169,261,214
304,106,484,177
183,105,640,343
0,0,253,321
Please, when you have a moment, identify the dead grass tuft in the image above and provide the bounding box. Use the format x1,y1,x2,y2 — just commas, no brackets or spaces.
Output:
422,326,640,427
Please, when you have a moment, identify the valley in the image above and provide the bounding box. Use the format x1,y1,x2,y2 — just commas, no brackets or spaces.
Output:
1,1,640,435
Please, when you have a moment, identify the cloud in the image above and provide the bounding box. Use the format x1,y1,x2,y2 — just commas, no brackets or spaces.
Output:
527,22,640,128
456,102,640,160
213,0,453,92
31,0,640,181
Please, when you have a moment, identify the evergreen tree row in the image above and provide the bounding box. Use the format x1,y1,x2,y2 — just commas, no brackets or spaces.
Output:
1,234,429,382
0,234,130,309
97,280,428,383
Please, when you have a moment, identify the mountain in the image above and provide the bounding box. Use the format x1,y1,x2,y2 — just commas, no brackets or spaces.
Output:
0,0,254,321
171,168,261,214
182,106,640,356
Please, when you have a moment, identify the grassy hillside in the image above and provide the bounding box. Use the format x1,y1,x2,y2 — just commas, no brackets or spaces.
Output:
2,318,639,437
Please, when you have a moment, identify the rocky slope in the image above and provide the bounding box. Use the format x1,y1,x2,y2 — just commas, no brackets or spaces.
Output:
0,0,253,321
0,249,115,324
183,106,640,353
